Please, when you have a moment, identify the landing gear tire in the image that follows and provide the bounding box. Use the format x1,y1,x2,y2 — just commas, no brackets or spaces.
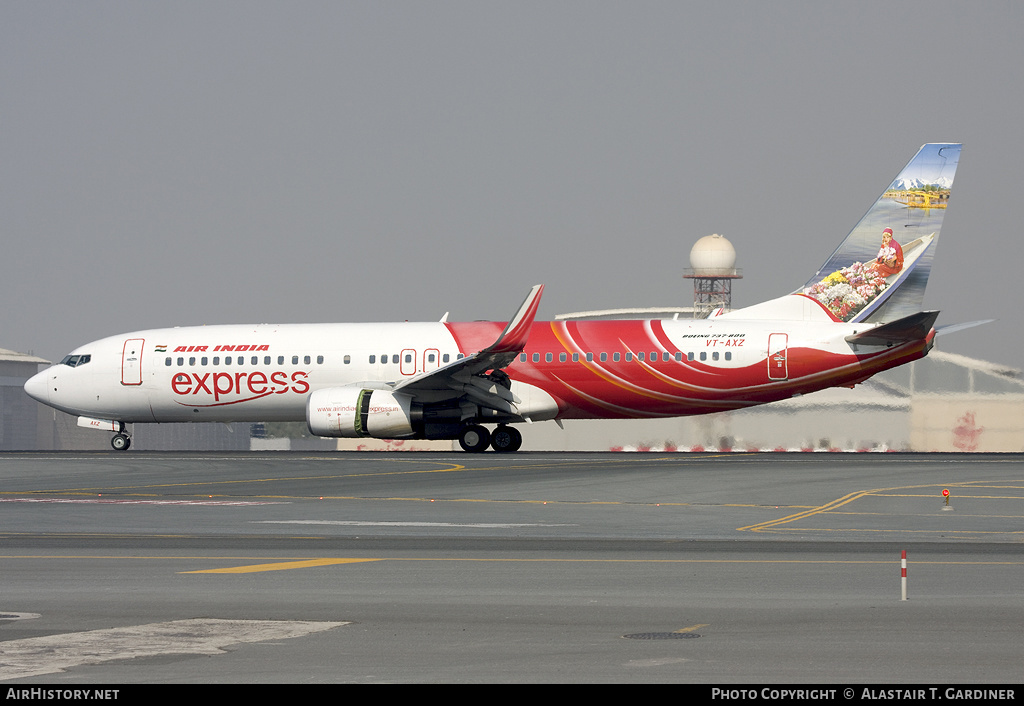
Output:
458,424,491,453
111,433,131,451
490,425,522,453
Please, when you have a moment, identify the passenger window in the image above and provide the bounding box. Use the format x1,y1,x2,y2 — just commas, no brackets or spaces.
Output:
625,352,632,362
700,352,707,361
177,357,184,366
264,356,271,365
225,356,232,365
520,353,527,362
675,352,682,361
586,352,593,362
292,355,299,365
213,357,220,365
252,356,258,365
392,354,399,364
369,355,376,364
404,354,412,363
687,352,694,361
612,352,620,362
712,351,719,361
165,357,172,366
637,352,645,361
545,353,552,362
443,354,451,363
725,351,732,361
559,352,566,362
600,353,607,362
278,356,284,365
189,357,196,366
344,355,351,364
202,357,208,366
572,353,579,362
532,353,540,363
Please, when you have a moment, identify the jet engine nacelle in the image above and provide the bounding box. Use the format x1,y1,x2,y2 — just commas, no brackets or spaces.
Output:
307,386,419,438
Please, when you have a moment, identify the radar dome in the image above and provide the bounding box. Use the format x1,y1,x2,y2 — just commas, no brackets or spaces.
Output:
689,234,737,275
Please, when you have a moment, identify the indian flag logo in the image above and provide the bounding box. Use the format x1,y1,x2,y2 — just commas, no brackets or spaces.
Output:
155,345,167,352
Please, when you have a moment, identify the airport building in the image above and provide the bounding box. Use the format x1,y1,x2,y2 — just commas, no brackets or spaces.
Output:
5,347,258,451
515,350,1024,453
523,234,1024,453
6,345,1023,453
0,348,51,450
6,236,1023,452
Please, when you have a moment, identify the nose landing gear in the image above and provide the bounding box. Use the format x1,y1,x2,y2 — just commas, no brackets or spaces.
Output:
111,429,131,451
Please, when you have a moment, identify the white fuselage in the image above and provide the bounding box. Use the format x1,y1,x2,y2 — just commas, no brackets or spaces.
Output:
25,313,930,426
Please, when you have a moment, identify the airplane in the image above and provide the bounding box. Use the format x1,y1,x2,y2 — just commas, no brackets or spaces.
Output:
25,143,971,453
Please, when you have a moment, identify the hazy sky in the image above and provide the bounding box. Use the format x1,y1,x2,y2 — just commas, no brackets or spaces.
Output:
4,2,1023,371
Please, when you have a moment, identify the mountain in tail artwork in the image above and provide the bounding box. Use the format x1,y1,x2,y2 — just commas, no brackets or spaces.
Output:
26,143,978,452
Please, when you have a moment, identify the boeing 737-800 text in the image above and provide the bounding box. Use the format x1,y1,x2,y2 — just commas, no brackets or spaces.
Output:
25,144,969,452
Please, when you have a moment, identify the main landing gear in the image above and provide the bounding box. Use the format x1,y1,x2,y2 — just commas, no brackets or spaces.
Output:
458,424,522,453
489,425,523,453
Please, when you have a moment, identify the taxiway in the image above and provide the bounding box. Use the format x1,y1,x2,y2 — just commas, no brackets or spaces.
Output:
1,451,1021,683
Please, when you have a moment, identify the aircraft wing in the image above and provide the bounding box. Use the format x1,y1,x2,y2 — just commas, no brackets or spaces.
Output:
391,285,544,413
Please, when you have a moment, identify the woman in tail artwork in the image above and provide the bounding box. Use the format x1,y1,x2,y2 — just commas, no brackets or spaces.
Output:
869,227,904,277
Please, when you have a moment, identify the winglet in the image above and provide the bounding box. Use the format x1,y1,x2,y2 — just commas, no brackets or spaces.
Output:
485,285,544,356
391,285,546,397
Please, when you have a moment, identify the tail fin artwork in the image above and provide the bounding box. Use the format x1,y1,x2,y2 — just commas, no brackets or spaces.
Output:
723,144,961,324
798,143,961,323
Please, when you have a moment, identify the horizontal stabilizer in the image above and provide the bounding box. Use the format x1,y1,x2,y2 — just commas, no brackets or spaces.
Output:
845,311,939,347
934,319,994,336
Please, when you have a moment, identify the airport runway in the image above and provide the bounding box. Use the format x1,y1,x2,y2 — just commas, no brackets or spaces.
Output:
1,451,1022,684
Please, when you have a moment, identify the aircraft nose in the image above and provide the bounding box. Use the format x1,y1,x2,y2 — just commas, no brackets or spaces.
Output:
24,369,50,404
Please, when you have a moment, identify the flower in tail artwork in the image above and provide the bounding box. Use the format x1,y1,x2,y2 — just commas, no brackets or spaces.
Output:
804,259,893,322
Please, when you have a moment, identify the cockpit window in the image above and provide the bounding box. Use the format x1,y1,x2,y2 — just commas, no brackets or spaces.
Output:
59,354,91,367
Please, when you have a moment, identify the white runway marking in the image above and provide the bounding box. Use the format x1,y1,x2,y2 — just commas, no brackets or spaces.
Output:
0,613,39,621
256,519,575,528
0,498,287,506
0,618,346,680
